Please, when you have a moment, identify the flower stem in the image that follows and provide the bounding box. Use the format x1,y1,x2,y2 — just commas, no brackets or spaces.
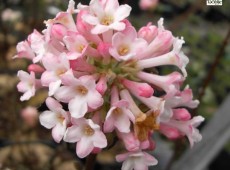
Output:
85,153,97,170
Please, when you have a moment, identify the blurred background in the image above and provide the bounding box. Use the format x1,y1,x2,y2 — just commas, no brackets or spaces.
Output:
0,0,230,169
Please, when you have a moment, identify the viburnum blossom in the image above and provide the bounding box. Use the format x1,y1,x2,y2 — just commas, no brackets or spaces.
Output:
15,0,204,169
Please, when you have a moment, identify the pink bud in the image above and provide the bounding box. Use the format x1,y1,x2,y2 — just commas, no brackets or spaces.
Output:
160,124,181,139
121,78,154,98
138,23,158,43
96,75,108,95
173,109,191,121
51,24,67,41
97,42,111,58
28,64,45,73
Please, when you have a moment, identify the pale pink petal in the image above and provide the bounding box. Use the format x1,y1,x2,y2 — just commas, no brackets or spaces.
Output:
143,152,158,166
105,0,119,13
103,118,115,132
64,125,83,143
17,82,30,93
48,80,62,96
52,123,66,143
122,159,134,170
39,111,57,129
133,161,147,170
86,91,103,109
82,14,99,25
116,153,130,162
41,71,59,86
114,114,131,133
91,24,110,34
60,70,79,86
77,137,94,158
20,88,35,101
114,5,131,21
69,97,88,118
109,22,126,31
93,131,107,148
54,86,77,103
17,70,31,81
45,97,62,112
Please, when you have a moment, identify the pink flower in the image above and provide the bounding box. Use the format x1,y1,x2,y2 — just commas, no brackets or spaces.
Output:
64,118,107,158
39,97,70,143
138,22,158,44
54,71,103,118
28,30,47,63
52,12,77,31
137,37,189,77
163,116,204,147
17,71,39,101
116,151,158,170
51,24,67,41
13,40,35,60
137,71,184,97
41,53,70,96
109,26,147,61
104,86,134,133
160,86,199,122
82,0,132,34
137,19,173,59
63,31,89,60
14,0,203,166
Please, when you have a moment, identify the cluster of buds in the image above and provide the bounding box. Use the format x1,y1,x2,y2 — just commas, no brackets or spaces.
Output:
15,0,204,169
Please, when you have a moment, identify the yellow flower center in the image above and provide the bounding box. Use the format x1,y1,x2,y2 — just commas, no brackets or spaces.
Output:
76,85,88,95
77,44,85,53
84,125,95,136
113,108,122,116
56,68,67,76
101,15,114,26
57,113,65,123
118,46,129,56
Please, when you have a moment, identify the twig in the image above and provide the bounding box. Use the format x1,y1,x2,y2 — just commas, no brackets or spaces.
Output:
197,27,230,102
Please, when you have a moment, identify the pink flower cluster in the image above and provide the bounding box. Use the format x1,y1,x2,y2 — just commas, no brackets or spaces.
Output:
15,0,204,169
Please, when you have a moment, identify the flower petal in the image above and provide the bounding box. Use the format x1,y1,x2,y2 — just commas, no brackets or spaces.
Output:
48,80,62,96
64,125,82,143
122,159,134,170
52,123,66,143
54,86,77,103
69,96,88,118
91,24,109,34
114,4,131,21
39,111,57,129
93,131,107,148
86,91,103,109
46,97,62,112
77,137,94,158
